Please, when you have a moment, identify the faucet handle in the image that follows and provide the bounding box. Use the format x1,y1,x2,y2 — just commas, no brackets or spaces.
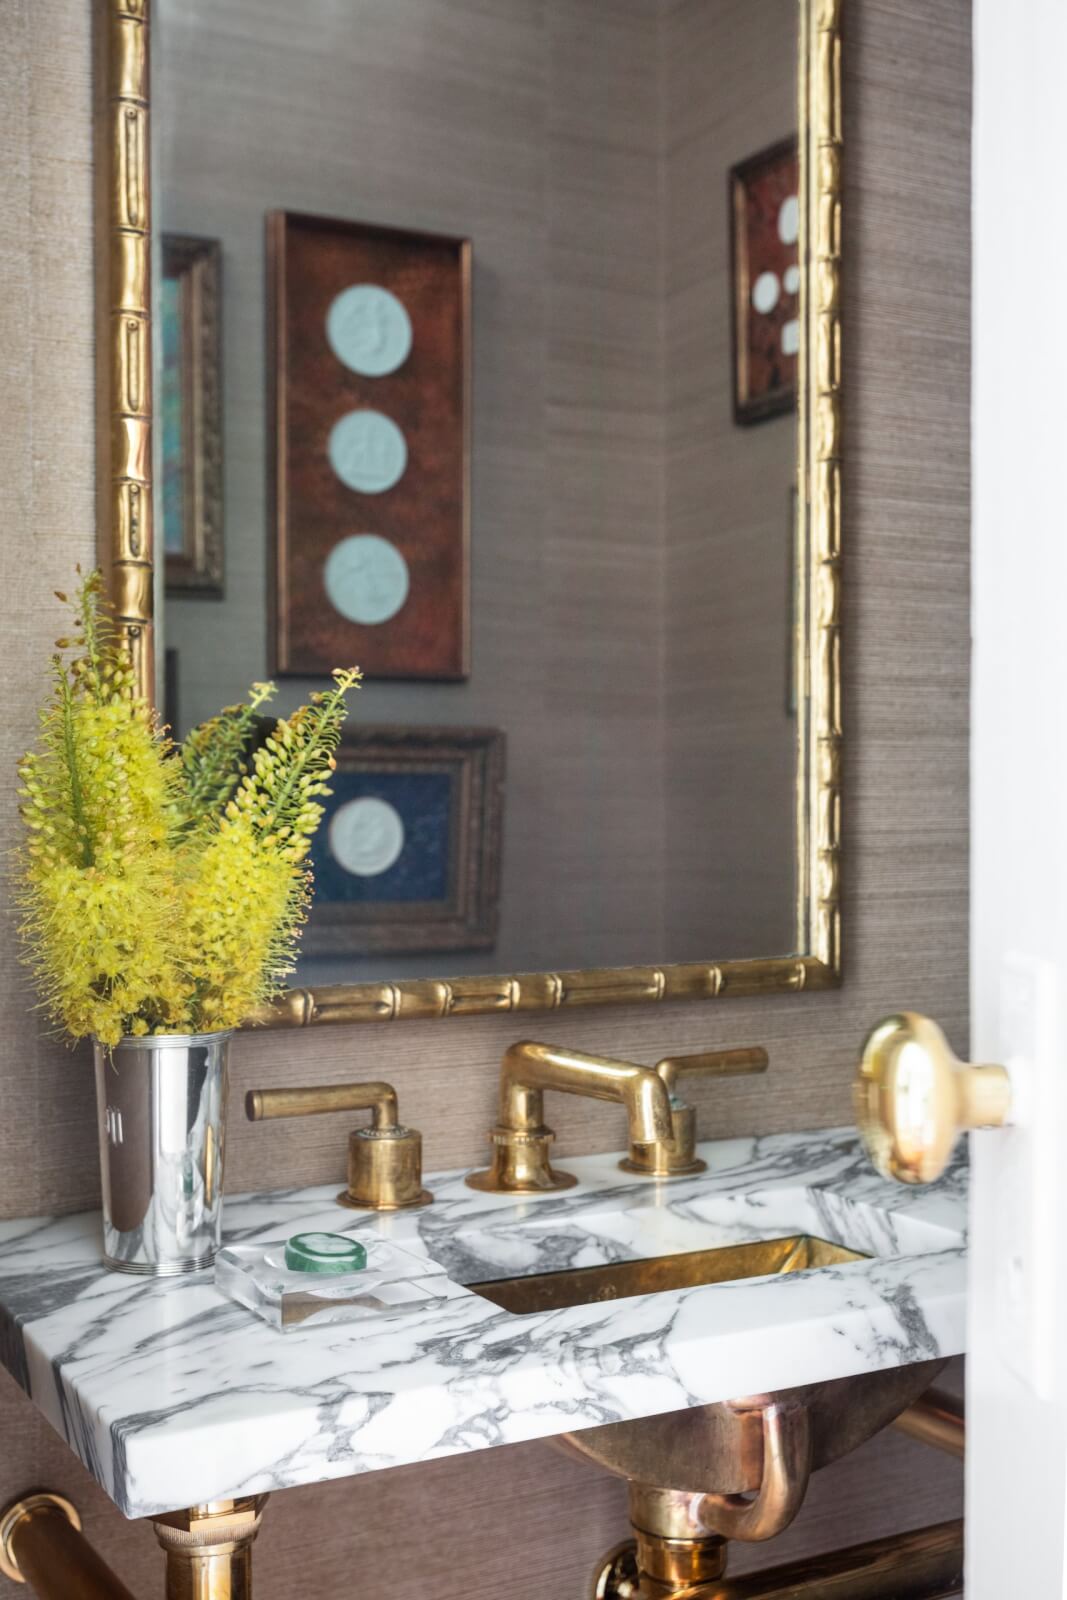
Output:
621,1047,769,1178
655,1047,769,1096
246,1080,433,1212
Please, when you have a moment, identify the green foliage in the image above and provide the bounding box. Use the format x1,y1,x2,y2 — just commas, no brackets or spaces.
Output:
15,573,360,1046
180,681,277,827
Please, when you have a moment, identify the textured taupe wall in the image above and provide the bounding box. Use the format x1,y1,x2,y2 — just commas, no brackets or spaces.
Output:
0,0,969,1595
157,0,669,982
664,0,798,960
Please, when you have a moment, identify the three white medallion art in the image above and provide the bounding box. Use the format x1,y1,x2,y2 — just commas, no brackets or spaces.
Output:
323,283,412,640
323,284,413,883
749,192,800,360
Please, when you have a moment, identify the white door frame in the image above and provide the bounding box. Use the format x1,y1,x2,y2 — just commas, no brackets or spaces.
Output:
969,1,1067,1592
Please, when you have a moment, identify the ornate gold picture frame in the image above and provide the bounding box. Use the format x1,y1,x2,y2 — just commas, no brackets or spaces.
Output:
93,0,842,1030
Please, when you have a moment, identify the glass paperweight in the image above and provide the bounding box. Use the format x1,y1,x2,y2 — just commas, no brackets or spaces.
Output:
215,1233,459,1332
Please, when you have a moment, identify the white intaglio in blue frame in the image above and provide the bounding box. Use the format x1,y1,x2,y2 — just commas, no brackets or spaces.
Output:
302,726,505,959
314,768,453,907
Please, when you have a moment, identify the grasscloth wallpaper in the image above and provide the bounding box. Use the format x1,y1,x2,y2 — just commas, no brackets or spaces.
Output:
0,0,969,1595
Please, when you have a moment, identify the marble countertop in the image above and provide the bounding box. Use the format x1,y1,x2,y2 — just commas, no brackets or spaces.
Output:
0,1128,967,1519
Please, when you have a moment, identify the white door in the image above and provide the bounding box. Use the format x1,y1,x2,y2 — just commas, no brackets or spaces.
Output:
859,5,1067,1593
967,0,1064,1592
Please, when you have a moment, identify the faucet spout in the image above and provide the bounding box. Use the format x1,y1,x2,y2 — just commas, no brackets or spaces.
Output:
468,1040,675,1194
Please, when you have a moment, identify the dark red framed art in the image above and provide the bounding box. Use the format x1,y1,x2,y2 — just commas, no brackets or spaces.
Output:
268,211,471,679
730,137,800,425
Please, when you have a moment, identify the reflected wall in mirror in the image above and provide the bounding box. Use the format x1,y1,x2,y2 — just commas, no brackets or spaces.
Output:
97,0,841,1016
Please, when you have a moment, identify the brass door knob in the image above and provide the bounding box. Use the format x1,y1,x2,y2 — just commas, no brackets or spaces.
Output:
854,1012,1011,1184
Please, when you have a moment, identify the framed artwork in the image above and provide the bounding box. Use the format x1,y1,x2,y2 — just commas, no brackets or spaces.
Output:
729,137,800,425
304,726,505,957
268,211,471,680
161,234,224,594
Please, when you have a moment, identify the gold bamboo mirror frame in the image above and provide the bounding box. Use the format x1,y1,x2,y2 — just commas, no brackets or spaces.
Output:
92,0,842,1032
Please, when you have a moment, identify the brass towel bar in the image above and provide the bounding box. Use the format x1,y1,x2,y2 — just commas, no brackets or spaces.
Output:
891,1387,966,1459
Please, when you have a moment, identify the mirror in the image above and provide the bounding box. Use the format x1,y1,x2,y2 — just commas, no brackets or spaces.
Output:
95,0,841,1019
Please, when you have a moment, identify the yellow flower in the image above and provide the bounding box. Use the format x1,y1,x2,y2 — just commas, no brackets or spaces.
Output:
16,575,359,1042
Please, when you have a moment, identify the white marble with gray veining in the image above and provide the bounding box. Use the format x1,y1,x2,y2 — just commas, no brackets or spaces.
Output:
0,1128,966,1519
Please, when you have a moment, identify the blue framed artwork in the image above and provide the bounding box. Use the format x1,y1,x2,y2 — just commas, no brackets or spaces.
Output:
161,234,224,595
304,726,505,956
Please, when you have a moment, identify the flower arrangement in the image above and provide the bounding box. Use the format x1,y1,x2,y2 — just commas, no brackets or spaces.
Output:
16,573,360,1047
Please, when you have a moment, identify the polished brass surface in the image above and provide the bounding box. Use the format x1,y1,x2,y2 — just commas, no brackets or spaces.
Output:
246,1082,431,1210
701,1519,965,1600
94,0,155,702
559,1360,947,1497
893,1387,965,1459
574,1367,957,1599
634,1523,727,1590
250,958,836,1032
592,1520,963,1600
621,1048,769,1176
153,1496,268,1600
593,1540,644,1600
855,1011,1011,1184
337,1128,433,1213
0,1491,138,1599
247,1081,399,1128
619,1404,811,1549
108,0,842,1030
464,1125,579,1194
471,1234,865,1315
466,1040,678,1192
797,0,843,979
693,1400,812,1542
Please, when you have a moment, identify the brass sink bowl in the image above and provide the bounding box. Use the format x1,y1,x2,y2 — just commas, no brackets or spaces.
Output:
468,1230,950,1558
469,1233,865,1315
463,1222,940,1548
560,1360,948,1499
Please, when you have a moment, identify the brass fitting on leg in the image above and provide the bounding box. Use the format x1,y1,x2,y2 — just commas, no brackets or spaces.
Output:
631,1490,729,1590
583,1399,813,1598
152,1495,268,1600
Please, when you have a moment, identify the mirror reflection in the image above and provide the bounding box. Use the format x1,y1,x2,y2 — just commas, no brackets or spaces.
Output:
154,0,803,983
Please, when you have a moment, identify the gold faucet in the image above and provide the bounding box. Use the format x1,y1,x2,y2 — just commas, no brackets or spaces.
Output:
627,1046,769,1176
246,1080,433,1211
466,1041,768,1193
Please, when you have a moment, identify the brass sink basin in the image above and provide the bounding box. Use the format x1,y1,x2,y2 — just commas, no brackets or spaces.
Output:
469,1233,865,1315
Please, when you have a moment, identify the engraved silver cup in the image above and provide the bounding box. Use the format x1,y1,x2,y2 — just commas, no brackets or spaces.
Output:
93,1031,232,1275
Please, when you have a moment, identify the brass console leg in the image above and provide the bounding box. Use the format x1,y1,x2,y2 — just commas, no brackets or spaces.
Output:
152,1497,268,1600
0,1492,139,1600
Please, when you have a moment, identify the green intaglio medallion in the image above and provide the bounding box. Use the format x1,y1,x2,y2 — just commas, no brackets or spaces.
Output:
284,1233,368,1275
